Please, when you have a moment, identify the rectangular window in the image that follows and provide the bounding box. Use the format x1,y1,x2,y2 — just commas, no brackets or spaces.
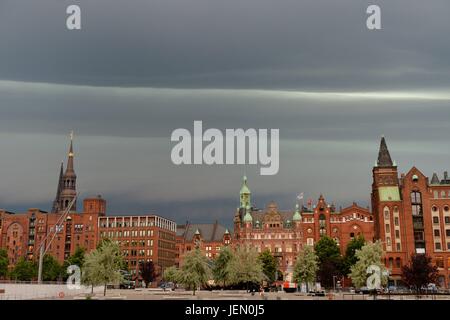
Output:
395,230,400,238
433,216,439,224
435,242,441,250
394,217,399,226
445,217,450,224
434,229,440,237
396,243,401,251
446,229,450,237
385,224,390,233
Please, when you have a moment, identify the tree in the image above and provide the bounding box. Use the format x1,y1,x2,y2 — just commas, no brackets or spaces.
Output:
0,249,8,279
82,241,124,296
227,246,264,289
342,236,366,275
9,257,37,281
65,247,86,269
177,248,211,295
258,250,278,285
63,247,86,281
212,246,234,287
164,266,180,284
293,245,318,292
401,254,439,294
314,236,343,288
139,261,156,288
42,254,63,281
350,240,388,288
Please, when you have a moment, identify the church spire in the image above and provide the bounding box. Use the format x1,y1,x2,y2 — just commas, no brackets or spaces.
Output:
377,136,394,167
66,131,75,174
59,132,77,212
51,162,64,213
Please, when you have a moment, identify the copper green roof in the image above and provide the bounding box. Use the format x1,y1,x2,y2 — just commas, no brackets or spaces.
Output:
243,205,253,222
293,204,302,221
240,175,251,194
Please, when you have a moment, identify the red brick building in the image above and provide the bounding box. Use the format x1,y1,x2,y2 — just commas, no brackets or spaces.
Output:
0,135,176,278
176,221,231,267
372,137,450,288
98,214,176,279
233,176,374,282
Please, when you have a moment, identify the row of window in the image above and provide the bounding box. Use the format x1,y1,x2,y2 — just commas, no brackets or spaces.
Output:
100,230,154,238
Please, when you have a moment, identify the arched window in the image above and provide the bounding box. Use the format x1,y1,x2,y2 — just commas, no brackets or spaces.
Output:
384,207,390,220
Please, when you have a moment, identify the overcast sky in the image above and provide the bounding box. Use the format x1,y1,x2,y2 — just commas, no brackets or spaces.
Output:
0,0,449,227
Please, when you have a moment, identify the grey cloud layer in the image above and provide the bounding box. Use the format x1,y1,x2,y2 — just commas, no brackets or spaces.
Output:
1,1,450,224
1,82,450,224
1,0,450,90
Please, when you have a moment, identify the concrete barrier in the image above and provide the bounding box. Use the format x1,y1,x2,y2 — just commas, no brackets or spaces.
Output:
0,283,103,300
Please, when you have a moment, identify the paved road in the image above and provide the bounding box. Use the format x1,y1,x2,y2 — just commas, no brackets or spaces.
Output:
51,289,450,300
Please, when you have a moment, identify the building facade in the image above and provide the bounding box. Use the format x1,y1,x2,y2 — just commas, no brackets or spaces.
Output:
233,176,374,282
98,214,176,279
372,137,450,288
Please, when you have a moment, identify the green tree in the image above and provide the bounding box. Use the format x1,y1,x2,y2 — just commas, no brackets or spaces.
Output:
227,246,264,289
401,254,439,294
164,265,181,284
82,241,124,296
293,245,318,292
212,246,234,287
342,236,366,275
65,247,86,269
42,254,63,281
0,249,8,279
177,248,211,295
350,240,388,288
62,247,86,280
314,236,343,288
258,249,278,285
10,257,37,281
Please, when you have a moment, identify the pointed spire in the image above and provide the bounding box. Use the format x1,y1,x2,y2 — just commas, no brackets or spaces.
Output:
377,136,394,167
431,172,440,185
51,162,64,213
66,131,75,174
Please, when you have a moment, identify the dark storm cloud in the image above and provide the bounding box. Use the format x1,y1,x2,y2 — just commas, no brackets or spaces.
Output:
1,1,450,223
0,0,450,90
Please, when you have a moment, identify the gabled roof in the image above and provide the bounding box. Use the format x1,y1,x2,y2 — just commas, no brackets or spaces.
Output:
178,222,228,242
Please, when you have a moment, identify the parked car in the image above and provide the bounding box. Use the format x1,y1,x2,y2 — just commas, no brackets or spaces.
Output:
159,282,175,291
355,287,370,294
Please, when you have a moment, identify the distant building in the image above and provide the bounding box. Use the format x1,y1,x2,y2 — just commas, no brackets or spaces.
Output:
233,176,374,282
0,136,105,266
98,214,176,280
371,137,450,288
0,134,176,280
176,221,231,267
